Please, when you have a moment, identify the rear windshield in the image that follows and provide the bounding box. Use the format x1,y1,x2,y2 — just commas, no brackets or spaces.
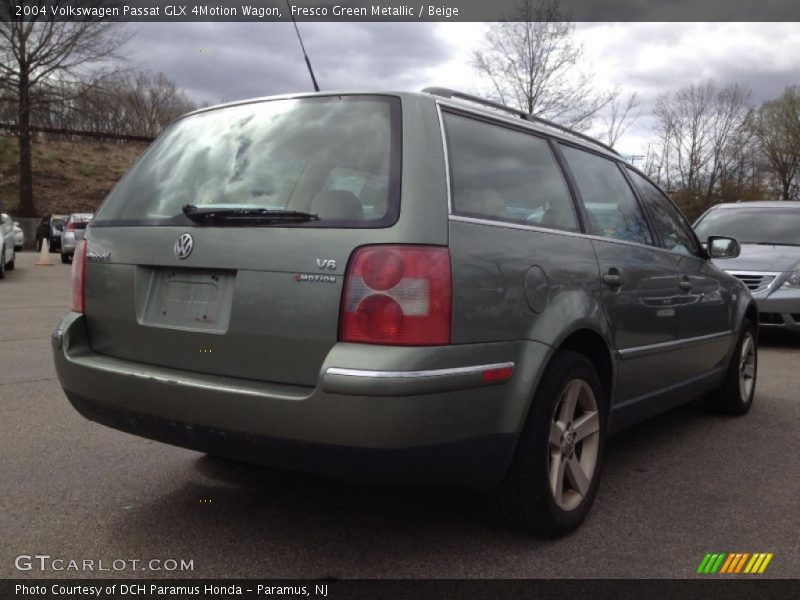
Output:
93,95,401,227
694,207,800,246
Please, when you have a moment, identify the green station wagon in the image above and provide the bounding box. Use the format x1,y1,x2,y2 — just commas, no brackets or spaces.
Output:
53,88,758,535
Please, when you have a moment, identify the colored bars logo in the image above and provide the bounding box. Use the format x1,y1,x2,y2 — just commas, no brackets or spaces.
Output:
697,552,773,574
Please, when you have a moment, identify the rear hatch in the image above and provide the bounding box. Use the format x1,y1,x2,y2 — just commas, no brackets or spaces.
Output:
84,95,402,387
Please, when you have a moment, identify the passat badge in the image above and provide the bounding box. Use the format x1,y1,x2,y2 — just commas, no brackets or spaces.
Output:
174,233,194,259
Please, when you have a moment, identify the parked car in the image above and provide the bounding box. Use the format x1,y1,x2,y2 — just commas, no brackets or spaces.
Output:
695,201,800,334
53,89,758,536
13,220,23,251
0,212,16,278
60,213,93,263
36,214,66,252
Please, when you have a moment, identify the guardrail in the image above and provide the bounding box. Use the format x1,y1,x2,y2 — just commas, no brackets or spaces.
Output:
0,122,155,143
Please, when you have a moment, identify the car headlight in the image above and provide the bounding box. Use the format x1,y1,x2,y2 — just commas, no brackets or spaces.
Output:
781,270,800,289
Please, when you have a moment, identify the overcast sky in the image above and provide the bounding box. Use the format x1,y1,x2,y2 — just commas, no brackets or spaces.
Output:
120,22,800,157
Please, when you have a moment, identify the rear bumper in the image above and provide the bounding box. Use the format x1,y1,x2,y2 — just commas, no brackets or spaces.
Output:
61,237,76,254
65,392,516,487
754,289,800,333
53,313,551,487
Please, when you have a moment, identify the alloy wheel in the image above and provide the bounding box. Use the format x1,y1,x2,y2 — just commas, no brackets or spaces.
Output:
548,379,600,511
739,332,756,402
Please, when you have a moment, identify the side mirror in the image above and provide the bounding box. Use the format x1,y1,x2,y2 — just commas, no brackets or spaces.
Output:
13,221,19,227
707,236,740,259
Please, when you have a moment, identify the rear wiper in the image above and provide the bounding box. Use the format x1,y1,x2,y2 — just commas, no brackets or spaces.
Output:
182,204,320,225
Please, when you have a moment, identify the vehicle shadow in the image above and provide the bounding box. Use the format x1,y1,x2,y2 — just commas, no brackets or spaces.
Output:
103,398,723,578
758,328,800,350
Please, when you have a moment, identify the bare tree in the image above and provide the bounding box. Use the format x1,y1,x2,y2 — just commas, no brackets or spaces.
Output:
751,86,800,201
0,3,128,216
121,71,195,138
599,88,640,148
651,80,753,215
472,0,611,131
24,70,195,137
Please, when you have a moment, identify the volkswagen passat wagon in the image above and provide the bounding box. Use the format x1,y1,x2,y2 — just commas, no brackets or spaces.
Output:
53,89,758,536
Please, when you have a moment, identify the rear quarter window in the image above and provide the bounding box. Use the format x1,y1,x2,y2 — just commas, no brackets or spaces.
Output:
443,112,579,232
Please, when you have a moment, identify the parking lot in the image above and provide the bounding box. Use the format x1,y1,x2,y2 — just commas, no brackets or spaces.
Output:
1,250,799,579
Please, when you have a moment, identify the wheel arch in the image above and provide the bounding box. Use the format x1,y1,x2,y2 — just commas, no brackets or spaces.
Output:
554,328,615,405
513,324,616,435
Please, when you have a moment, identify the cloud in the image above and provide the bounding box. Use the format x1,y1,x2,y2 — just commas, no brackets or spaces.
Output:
118,21,800,154
120,22,454,103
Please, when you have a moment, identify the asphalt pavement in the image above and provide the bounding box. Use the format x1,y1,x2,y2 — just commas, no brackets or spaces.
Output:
1,251,799,579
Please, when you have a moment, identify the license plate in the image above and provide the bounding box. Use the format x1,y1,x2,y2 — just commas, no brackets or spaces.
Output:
140,268,235,333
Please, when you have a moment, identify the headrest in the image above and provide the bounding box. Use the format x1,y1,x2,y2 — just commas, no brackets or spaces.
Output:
310,190,364,221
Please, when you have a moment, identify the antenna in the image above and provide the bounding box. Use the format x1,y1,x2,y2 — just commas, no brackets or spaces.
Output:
286,1,320,92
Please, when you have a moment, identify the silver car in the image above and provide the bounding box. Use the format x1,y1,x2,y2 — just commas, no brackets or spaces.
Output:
13,220,23,251
61,213,93,263
695,201,800,334
0,212,16,278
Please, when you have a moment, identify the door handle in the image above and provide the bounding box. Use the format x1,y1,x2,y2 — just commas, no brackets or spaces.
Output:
602,270,622,288
679,277,692,292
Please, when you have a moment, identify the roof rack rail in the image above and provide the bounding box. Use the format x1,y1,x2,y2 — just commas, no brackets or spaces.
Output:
422,86,620,157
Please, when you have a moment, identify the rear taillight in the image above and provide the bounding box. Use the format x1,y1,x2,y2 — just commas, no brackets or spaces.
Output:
71,240,87,313
340,245,451,345
66,222,75,231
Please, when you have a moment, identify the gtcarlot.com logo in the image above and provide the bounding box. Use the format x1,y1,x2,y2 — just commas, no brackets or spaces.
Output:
697,552,773,574
14,554,194,572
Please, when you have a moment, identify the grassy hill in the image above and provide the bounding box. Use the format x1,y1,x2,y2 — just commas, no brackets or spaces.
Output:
0,133,149,216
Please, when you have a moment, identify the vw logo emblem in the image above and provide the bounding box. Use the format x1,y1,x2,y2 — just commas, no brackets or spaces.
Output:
174,233,194,259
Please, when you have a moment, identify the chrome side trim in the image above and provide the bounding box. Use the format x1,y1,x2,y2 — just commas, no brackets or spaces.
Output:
325,362,514,379
618,331,734,359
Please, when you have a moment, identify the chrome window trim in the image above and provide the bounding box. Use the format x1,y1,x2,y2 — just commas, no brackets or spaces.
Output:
325,362,514,379
432,98,620,161
449,214,690,257
618,331,734,359
435,103,454,215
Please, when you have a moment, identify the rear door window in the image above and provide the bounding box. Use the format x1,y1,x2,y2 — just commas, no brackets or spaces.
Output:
559,145,653,246
627,169,701,257
443,112,579,232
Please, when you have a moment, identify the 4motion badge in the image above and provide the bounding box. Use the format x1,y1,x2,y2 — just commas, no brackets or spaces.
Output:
293,274,337,284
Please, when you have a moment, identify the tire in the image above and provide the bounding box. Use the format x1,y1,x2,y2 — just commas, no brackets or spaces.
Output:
7,249,14,271
705,319,757,415
61,253,70,264
491,350,607,536
0,248,5,279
